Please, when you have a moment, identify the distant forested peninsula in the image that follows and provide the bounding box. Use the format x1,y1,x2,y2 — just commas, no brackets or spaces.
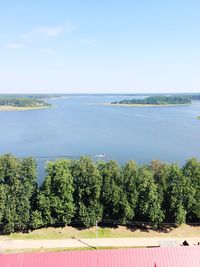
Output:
111,96,192,106
0,95,52,110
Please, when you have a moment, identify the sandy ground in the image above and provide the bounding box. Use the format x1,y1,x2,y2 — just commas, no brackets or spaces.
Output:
0,237,200,251
0,106,51,111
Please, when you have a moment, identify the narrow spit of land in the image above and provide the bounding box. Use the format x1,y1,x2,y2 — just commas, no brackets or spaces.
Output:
0,106,51,111
0,95,53,111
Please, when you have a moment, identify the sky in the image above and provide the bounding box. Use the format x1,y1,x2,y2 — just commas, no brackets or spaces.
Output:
0,0,200,94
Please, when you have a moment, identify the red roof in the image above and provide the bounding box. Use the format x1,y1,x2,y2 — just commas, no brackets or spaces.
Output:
1,247,200,267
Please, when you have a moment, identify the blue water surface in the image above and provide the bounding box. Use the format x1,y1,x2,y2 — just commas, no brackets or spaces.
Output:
0,95,200,183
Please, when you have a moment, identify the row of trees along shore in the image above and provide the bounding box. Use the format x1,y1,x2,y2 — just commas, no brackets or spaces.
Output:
111,96,192,105
0,97,51,107
0,154,200,234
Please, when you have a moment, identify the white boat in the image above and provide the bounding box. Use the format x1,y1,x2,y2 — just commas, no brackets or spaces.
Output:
94,154,106,158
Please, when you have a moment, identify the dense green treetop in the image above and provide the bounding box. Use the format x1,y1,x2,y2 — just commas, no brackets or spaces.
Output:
0,154,37,233
0,154,200,233
71,157,103,227
111,95,192,105
33,160,75,228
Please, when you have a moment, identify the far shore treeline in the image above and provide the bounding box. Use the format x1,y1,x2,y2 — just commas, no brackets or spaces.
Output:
111,95,200,105
0,97,51,108
0,154,200,234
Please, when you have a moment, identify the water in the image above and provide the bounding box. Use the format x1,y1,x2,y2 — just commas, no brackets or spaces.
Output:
0,95,200,183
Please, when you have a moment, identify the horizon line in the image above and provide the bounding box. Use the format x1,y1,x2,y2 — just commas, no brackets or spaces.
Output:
0,92,200,95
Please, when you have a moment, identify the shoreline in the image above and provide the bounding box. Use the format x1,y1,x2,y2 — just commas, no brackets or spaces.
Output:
100,103,191,107
0,105,52,112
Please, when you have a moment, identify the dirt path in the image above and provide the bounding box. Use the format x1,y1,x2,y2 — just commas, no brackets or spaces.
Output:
1,237,200,251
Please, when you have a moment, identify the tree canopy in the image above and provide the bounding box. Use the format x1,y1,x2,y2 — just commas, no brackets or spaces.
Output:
0,154,200,233
111,96,192,105
0,96,51,107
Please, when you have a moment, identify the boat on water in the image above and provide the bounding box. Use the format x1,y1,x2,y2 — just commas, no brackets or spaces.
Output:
94,154,106,158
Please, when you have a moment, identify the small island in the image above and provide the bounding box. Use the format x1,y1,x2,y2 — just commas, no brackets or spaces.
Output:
0,96,52,111
110,96,192,106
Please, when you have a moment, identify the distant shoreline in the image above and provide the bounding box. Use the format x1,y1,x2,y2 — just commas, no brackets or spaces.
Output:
46,96,70,100
0,105,52,111
101,103,191,107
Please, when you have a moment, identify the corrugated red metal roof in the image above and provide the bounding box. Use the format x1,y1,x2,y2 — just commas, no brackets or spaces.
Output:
0,247,200,267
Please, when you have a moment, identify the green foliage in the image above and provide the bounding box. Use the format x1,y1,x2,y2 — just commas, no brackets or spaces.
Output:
165,164,187,225
0,154,37,233
136,166,164,227
72,157,102,227
0,97,51,107
36,191,53,226
121,161,138,221
0,184,6,223
16,157,37,230
35,160,75,227
30,210,43,229
0,154,200,234
98,161,121,220
183,158,200,220
150,160,171,212
111,95,192,105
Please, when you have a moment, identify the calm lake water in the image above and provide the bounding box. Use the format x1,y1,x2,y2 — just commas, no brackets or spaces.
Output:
0,95,200,183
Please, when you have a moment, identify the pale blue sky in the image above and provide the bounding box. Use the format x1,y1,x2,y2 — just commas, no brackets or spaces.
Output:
0,0,200,93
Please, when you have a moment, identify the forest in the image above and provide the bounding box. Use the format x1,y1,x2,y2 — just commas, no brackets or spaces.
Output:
0,97,51,107
0,154,199,234
111,96,192,105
